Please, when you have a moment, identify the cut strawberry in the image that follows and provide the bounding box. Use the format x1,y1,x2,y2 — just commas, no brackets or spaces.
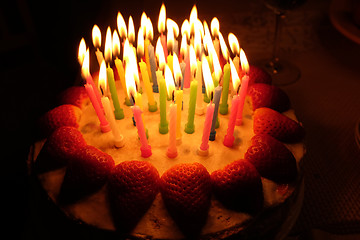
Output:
35,126,87,173
59,145,115,203
108,161,160,232
160,163,211,236
245,134,298,183
38,104,81,138
247,83,290,112
253,107,305,143
57,86,89,109
211,159,263,213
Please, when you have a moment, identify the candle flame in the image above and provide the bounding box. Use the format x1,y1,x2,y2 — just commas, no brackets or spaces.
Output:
104,27,112,64
137,27,144,58
141,12,148,36
240,48,250,74
92,25,101,48
181,19,190,41
128,16,135,44
210,17,220,38
78,38,86,65
112,30,121,58
145,18,153,41
158,3,166,34
117,12,127,39
167,18,179,38
81,48,90,78
229,58,240,91
173,53,182,87
202,55,214,100
156,37,166,71
205,34,222,80
218,32,229,61
125,59,137,101
98,60,107,95
164,64,176,99
228,33,240,56
189,5,198,36
123,38,130,64
189,44,197,76
167,26,174,53
194,28,202,59
180,34,187,57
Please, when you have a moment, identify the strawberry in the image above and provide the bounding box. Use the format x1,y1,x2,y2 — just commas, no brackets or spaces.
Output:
244,65,272,86
160,163,211,236
38,104,81,138
57,86,89,109
108,161,160,232
59,145,115,203
247,83,290,112
35,126,87,173
253,107,305,143
211,159,263,213
245,134,298,183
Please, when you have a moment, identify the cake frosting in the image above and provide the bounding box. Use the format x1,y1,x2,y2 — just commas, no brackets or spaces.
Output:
31,78,305,239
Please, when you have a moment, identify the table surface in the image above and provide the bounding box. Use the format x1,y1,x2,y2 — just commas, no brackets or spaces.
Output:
3,0,359,239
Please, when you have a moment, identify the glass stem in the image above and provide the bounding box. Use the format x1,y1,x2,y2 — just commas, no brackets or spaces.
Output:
271,12,285,64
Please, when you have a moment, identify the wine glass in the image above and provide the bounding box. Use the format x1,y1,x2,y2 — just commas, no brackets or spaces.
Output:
258,0,306,86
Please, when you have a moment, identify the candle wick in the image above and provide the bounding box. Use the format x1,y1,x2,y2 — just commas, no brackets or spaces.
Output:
237,84,241,95
130,92,136,106
172,90,175,102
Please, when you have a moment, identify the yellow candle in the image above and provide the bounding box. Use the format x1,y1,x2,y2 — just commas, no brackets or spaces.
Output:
139,60,157,112
144,39,152,82
175,89,183,140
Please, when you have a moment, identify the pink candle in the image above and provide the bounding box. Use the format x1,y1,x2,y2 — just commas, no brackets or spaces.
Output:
183,45,191,88
167,103,178,158
132,105,152,158
223,94,240,147
84,83,110,133
161,33,168,60
199,102,215,154
235,75,249,126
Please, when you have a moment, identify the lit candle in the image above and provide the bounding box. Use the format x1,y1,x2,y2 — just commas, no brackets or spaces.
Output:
105,27,124,120
184,79,197,134
198,57,215,156
77,38,86,66
211,17,220,61
167,26,174,73
235,49,250,126
117,12,127,42
92,25,104,67
223,58,241,147
219,34,230,115
112,30,131,106
82,53,110,133
98,61,124,147
144,17,153,82
173,53,183,141
209,84,222,141
128,16,135,46
148,44,158,92
132,105,152,158
228,33,241,77
165,65,177,158
138,27,157,112
158,4,168,59
157,71,168,134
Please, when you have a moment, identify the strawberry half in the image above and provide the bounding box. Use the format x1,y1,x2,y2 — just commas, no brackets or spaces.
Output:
38,104,81,138
245,134,298,183
247,83,290,112
35,126,87,173
57,86,89,109
253,107,305,143
108,161,160,232
160,163,211,236
211,159,263,213
245,65,272,86
59,145,115,203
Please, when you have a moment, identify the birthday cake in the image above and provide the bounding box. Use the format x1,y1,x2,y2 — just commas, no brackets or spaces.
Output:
29,4,306,240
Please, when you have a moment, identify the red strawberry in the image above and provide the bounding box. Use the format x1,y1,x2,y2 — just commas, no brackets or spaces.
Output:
59,145,115,203
57,86,89,109
245,134,298,183
108,161,160,232
245,65,272,86
211,159,263,213
160,163,211,236
253,107,305,143
35,126,87,173
38,104,81,137
247,83,290,112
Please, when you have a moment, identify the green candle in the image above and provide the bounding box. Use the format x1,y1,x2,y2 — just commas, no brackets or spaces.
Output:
157,71,168,134
184,80,198,134
107,67,124,119
219,63,230,115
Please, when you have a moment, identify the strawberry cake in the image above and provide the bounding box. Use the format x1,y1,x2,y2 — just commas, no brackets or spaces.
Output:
29,66,305,239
